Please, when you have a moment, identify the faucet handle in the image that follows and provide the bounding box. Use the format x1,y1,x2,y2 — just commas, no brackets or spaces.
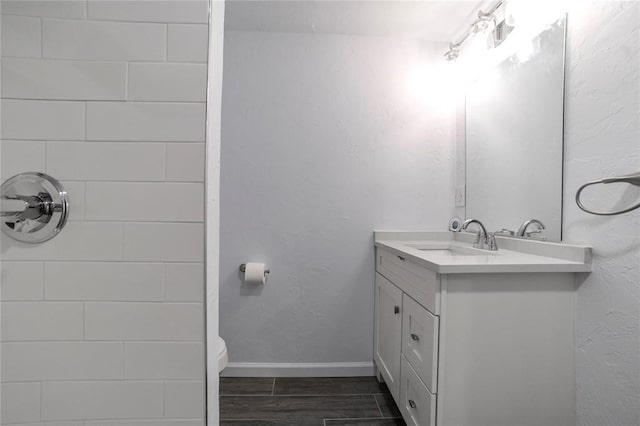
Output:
486,233,499,251
492,228,515,236
524,229,543,237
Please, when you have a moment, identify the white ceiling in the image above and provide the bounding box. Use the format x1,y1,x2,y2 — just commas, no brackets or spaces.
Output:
224,0,487,42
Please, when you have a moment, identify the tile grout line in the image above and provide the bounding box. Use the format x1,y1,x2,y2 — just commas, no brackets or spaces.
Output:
44,140,48,174
0,56,206,66
120,341,126,379
161,380,166,417
2,339,204,345
165,23,169,61
220,394,388,398
163,141,169,182
373,393,384,418
161,262,167,301
82,301,86,339
120,221,125,261
40,17,44,58
39,380,43,421
0,97,207,105
82,180,87,221
221,419,403,424
41,262,46,300
220,392,392,397
325,416,405,421
124,61,129,101
3,378,206,384
83,101,88,140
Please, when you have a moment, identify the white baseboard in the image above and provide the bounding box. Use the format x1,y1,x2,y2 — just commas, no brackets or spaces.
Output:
220,362,375,377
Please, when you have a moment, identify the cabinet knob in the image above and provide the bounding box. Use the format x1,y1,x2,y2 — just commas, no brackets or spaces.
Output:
408,399,417,409
410,333,420,342
394,306,400,314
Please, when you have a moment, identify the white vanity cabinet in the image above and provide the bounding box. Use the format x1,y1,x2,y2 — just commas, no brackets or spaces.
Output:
374,244,580,426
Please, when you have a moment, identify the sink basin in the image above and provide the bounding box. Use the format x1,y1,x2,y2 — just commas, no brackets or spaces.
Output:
402,243,492,256
417,248,485,256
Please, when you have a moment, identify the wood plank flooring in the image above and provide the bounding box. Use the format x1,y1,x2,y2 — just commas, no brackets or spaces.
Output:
220,377,406,426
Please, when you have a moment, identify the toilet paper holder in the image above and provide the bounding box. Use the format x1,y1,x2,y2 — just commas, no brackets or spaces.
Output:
239,263,270,276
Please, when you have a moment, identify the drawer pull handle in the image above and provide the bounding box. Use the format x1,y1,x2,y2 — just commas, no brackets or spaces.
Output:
397,255,406,261
410,333,420,342
408,399,417,409
394,305,400,314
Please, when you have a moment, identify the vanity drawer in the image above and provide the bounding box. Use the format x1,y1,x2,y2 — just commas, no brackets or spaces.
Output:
400,355,437,426
402,294,439,393
377,248,440,315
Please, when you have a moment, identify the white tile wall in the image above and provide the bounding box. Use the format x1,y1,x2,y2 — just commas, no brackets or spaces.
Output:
167,143,206,182
3,422,82,426
168,24,209,62
43,19,166,61
124,223,205,262
41,381,164,420
84,302,204,341
86,102,206,141
1,302,84,341
165,263,205,302
44,262,164,301
47,142,166,181
0,382,41,424
86,421,204,426
85,182,204,222
0,261,44,300
1,0,86,19
164,381,206,418
1,222,124,261
2,58,127,100
1,99,85,140
0,15,42,58
88,0,209,24
128,63,207,102
2,341,124,381
60,181,86,221
124,342,205,379
1,1,208,423
0,140,46,179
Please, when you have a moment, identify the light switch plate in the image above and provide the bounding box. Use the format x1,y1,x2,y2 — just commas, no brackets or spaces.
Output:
455,185,466,207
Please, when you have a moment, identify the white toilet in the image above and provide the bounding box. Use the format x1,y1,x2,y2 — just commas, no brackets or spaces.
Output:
218,336,228,373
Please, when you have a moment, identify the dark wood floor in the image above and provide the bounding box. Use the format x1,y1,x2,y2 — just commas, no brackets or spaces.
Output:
219,377,406,425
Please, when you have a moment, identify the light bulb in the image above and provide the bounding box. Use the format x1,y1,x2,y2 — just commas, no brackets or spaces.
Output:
472,19,489,33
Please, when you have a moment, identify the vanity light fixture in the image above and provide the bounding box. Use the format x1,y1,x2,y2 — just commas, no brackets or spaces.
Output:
472,10,495,33
444,0,507,61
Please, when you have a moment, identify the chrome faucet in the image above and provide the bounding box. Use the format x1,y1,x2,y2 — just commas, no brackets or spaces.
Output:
461,219,498,251
517,219,546,238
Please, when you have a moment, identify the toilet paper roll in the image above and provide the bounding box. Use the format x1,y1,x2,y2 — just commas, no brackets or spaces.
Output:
243,262,267,284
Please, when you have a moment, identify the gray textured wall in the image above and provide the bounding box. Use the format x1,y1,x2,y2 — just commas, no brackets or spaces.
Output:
563,3,640,425
220,31,454,369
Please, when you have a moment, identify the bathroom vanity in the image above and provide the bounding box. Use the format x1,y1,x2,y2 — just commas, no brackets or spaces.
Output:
373,231,591,426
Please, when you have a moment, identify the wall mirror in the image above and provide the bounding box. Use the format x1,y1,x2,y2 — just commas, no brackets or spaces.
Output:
465,16,566,241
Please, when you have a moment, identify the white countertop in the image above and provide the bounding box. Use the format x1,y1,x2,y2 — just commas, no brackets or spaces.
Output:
375,231,592,274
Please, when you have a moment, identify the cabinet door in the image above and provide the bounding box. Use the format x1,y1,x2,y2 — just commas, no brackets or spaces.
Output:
375,273,403,402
